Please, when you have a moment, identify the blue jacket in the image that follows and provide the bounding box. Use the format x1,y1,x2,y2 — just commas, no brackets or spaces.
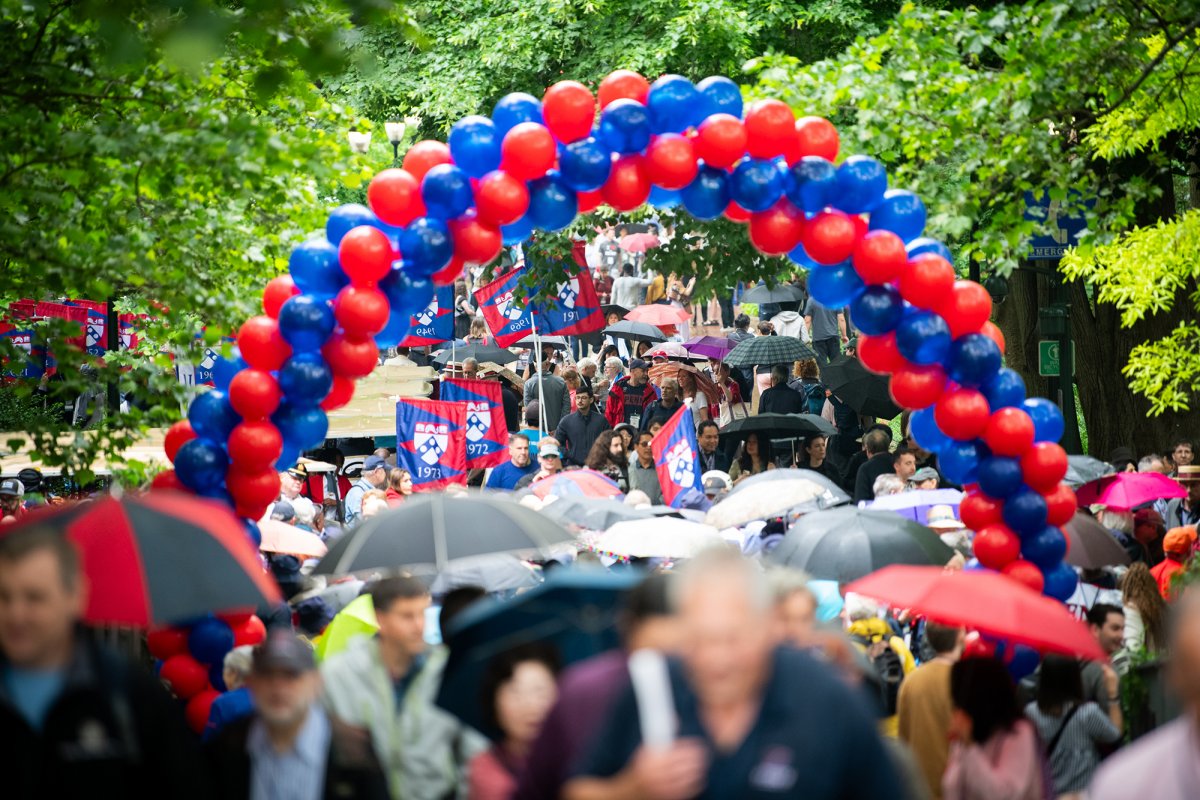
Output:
203,687,254,742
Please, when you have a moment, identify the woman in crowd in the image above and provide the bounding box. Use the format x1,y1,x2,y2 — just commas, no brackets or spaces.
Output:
712,360,746,423
730,432,773,482
677,370,709,426
466,317,492,345
562,367,581,413
585,430,629,491
385,467,413,507
613,424,637,457
789,358,828,416
602,354,624,383
1121,561,1169,657
797,434,839,482
454,279,475,340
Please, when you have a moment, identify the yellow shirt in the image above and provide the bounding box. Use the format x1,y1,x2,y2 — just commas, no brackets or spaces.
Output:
897,659,954,799
645,274,665,304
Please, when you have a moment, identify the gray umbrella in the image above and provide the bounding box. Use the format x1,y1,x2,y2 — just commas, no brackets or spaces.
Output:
540,497,657,530
731,467,850,505
741,284,805,305
603,320,667,344
1065,455,1115,488
1064,512,1131,569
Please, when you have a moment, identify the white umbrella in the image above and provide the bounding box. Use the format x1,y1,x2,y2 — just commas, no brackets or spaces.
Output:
705,478,832,529
592,518,723,559
259,520,328,558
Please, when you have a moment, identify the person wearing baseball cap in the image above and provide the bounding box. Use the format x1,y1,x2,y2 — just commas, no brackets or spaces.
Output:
1150,526,1197,600
344,455,389,526
0,477,24,523
604,358,657,430
1164,464,1200,530
907,467,940,490
515,438,564,490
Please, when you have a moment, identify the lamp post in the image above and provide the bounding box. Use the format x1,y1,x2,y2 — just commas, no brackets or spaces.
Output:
384,121,407,164
347,130,372,154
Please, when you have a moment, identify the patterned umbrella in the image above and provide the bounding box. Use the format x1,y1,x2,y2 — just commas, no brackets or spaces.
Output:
626,303,691,327
724,335,817,367
530,469,623,500
648,362,723,405
682,335,736,361
643,342,706,362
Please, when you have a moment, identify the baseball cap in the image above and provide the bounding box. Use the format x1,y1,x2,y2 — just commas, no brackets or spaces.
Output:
270,499,296,521
252,630,316,674
908,467,940,484
630,358,649,371
539,443,562,459
0,478,23,498
1163,526,1197,555
364,455,388,471
702,470,732,496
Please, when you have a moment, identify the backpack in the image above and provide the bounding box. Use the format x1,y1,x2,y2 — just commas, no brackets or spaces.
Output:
852,633,905,717
802,382,826,416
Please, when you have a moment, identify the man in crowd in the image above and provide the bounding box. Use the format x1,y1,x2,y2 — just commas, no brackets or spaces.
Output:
893,447,918,483
322,576,485,800
204,645,255,741
639,377,683,432
523,361,572,431
803,296,848,366
1138,453,1171,474
485,433,539,490
1170,438,1194,476
898,623,965,800
1151,526,1196,599
556,386,610,467
727,313,754,344
592,264,613,306
0,526,206,798
564,549,898,798
515,438,564,490
208,631,390,800
758,364,807,415
461,357,479,380
696,420,732,474
0,478,24,523
627,431,664,505
1083,603,1125,713
768,568,818,647
597,227,621,275
853,428,895,503
344,455,389,526
272,464,315,524
611,264,651,309
606,359,657,429
1164,464,1200,528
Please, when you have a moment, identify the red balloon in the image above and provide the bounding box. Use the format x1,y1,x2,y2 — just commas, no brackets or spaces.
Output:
645,134,698,190
898,254,956,310
982,408,1036,457
694,114,748,169
853,230,907,284
164,420,196,463
431,253,466,287
1043,482,1077,526
743,99,797,160
795,116,840,161
338,226,395,286
150,470,186,492
185,689,220,734
221,611,254,626
543,80,596,143
237,316,291,372
1021,442,1069,492
262,275,300,319
749,200,805,256
1002,560,1045,593
147,626,189,660
974,524,1022,570
321,375,355,411
857,333,909,374
598,69,650,109
232,615,267,647
451,213,503,265
960,491,1005,530
934,388,991,441
402,140,453,183
802,211,858,265
500,122,556,181
602,155,651,212
367,168,425,227
889,364,948,409
577,189,603,213
937,281,993,338
322,331,379,379
227,466,281,518
334,285,391,337
474,170,530,227
228,369,282,419
724,201,752,223
226,421,284,470
161,653,209,700
982,321,1006,355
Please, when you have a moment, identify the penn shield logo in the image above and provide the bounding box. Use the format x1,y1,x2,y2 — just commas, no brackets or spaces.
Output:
666,439,696,488
86,323,103,348
557,277,581,310
415,421,449,466
199,348,217,370
494,290,525,321
464,401,490,443
415,294,440,327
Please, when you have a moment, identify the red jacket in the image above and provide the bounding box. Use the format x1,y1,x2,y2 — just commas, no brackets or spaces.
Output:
605,376,658,429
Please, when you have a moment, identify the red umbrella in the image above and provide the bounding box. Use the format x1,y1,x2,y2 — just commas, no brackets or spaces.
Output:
531,470,623,500
626,304,690,327
845,565,1105,660
619,232,660,253
1075,472,1186,510
5,492,280,627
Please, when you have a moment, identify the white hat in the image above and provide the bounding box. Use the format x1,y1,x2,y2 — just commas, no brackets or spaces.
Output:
926,504,965,530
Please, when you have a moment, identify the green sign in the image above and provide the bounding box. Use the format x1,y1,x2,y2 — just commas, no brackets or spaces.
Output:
1038,340,1075,377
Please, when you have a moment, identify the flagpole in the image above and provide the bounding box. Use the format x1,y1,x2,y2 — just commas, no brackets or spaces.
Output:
532,314,546,435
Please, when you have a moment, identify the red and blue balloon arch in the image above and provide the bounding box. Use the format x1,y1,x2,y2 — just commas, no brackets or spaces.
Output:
157,69,1077,602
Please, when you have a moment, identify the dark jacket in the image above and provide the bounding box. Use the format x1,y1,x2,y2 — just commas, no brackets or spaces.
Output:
853,451,896,503
697,447,733,474
555,410,611,467
758,385,808,416
638,399,684,432
605,376,658,429
500,383,521,432
0,629,208,800
206,713,391,800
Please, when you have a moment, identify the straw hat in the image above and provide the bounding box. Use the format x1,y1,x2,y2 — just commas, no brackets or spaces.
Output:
926,504,965,530
1176,464,1200,483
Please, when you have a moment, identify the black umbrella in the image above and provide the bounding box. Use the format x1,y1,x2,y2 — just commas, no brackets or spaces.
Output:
1065,455,1115,488
718,413,835,442
819,356,902,420
603,320,667,344
601,304,630,320
724,335,817,367
740,284,805,305
431,343,517,367
314,494,573,574
769,506,955,582
539,496,658,530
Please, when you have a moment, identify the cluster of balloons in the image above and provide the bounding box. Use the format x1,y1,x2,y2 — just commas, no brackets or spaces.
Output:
150,612,266,733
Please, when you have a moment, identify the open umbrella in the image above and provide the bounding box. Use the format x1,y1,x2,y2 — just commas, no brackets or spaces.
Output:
437,569,642,737
718,412,835,441
1075,472,1186,510
706,476,842,528
430,554,542,595
432,343,517,367
1064,455,1115,488
643,342,706,362
314,494,573,575
1063,512,1131,569
603,320,667,344
846,565,1105,660
591,517,724,559
540,496,657,530
626,304,691,327
818,356,902,420
740,284,805,305
725,335,817,367
530,470,623,500
601,304,630,320
682,335,736,361
6,492,280,627
770,507,955,583
258,520,328,558
868,489,965,524
648,362,723,405
513,334,569,350
620,232,660,252
314,593,377,662
731,468,850,506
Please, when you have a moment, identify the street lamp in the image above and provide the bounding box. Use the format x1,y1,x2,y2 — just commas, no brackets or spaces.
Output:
347,130,372,154
384,121,407,164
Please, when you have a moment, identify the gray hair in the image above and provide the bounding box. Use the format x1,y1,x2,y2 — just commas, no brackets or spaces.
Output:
1097,507,1134,534
873,474,905,498
604,356,624,374
294,500,316,526
1138,454,1165,472
766,567,816,606
672,546,770,612
462,357,479,370
577,357,598,372
223,644,255,678
844,593,881,622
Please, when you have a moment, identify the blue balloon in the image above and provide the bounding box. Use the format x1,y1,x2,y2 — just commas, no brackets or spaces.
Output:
188,390,241,442
326,204,380,246
680,165,731,221
528,172,578,231
947,333,1003,387
808,262,866,308
787,244,820,269
448,115,501,178
209,663,227,692
1042,562,1078,601
785,157,837,214
869,189,926,243
910,407,950,453
729,158,785,212
598,99,651,155
647,185,681,209
834,155,888,214
1022,397,1065,443
906,237,953,262
849,284,904,336
272,402,329,450
492,92,543,139
211,349,247,392
243,519,262,548
1004,644,1041,681
696,75,743,119
940,440,983,485
983,368,1026,410
1003,488,1049,534
174,438,229,493
646,74,700,133
189,617,234,665
559,138,612,192
380,268,435,322
978,456,1024,499
399,217,453,279
276,440,301,472
278,352,334,406
289,239,348,300
1021,525,1067,569
277,294,335,353
501,213,535,246
896,309,952,365
421,164,474,220
196,483,232,504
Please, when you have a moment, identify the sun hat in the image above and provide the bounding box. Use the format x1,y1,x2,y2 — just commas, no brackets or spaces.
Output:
925,504,965,530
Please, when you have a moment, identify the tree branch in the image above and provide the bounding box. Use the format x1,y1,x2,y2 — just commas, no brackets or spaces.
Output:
1100,12,1200,117
26,0,74,63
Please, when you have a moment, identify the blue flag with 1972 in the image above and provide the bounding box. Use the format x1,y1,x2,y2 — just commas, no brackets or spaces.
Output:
651,405,703,508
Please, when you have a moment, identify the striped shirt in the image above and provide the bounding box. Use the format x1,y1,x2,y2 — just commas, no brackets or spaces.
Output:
1024,701,1120,794
247,705,331,800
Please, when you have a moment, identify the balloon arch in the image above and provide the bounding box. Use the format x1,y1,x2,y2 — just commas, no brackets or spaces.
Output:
158,70,1078,602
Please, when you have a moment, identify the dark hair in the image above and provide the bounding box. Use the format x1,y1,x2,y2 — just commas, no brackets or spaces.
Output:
892,446,914,466
1172,438,1193,451
480,643,561,736
509,432,530,445
864,428,891,455
739,432,768,472
924,622,963,655
734,314,750,330
575,385,593,398
868,422,894,439
439,585,487,638
1086,603,1124,629
1036,655,1083,714
370,575,429,613
697,420,719,438
770,364,788,384
636,431,654,445
950,657,1022,744
622,263,634,276
758,321,774,336
540,361,555,374
524,401,540,428
619,572,673,642
585,430,624,471
0,525,79,591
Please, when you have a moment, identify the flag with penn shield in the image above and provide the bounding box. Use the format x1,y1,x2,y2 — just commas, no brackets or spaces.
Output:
395,398,468,491
440,378,508,470
398,285,454,348
474,264,604,346
651,405,704,508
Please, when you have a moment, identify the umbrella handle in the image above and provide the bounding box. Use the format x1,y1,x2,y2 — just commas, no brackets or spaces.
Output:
629,649,676,749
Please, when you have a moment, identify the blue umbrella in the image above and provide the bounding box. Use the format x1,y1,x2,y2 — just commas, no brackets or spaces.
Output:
868,488,964,523
435,568,643,737
809,579,844,622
